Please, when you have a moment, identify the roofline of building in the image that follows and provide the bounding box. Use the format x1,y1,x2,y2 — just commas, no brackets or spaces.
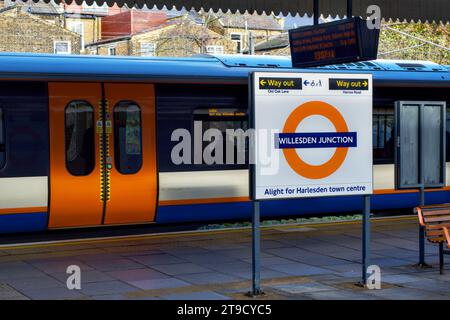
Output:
85,36,132,47
0,4,17,14
64,13,99,19
255,44,288,52
0,4,81,38
222,25,283,31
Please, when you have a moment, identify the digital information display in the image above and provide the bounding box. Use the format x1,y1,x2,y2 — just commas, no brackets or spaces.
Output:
289,17,379,68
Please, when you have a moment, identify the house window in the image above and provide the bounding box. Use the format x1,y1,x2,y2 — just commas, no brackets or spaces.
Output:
67,21,85,51
140,43,156,56
206,45,224,55
373,113,395,164
230,33,242,53
54,41,71,54
108,47,116,56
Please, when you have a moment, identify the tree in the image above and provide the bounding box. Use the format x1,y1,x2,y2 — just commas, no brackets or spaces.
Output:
377,22,450,64
153,12,230,56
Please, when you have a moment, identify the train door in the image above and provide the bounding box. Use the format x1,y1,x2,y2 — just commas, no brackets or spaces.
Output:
48,83,157,228
102,83,157,224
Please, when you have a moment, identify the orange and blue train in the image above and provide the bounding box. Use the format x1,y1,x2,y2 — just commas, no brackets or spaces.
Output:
0,53,449,234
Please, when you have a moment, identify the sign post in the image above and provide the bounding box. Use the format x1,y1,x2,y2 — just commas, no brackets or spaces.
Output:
251,71,373,288
362,195,371,284
251,200,261,295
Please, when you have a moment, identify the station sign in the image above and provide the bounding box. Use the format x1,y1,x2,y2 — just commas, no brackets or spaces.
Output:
252,72,373,200
288,17,380,68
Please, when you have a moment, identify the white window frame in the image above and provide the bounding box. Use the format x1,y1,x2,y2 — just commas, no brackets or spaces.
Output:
230,32,243,53
53,41,71,54
108,47,117,56
206,45,224,55
67,21,85,51
140,42,156,57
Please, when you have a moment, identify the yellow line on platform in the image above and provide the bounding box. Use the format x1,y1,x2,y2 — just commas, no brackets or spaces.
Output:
0,215,416,251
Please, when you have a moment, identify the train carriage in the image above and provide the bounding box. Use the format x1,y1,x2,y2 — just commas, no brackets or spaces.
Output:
0,53,449,234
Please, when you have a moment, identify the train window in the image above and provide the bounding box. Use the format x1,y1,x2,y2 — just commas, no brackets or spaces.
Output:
0,107,5,169
446,107,450,162
373,112,395,164
65,101,95,176
194,108,248,165
113,101,142,174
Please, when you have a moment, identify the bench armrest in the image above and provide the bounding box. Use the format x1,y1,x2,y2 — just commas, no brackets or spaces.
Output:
415,207,426,227
443,227,450,249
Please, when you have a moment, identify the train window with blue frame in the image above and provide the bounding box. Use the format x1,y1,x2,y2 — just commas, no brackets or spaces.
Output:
65,101,95,176
373,111,395,164
0,107,5,169
194,108,248,165
113,101,142,174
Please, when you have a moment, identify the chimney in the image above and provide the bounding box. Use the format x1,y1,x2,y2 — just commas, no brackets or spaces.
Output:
274,15,285,30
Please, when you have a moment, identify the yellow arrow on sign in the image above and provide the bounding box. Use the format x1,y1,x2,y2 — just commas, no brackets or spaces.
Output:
260,79,267,86
362,80,368,87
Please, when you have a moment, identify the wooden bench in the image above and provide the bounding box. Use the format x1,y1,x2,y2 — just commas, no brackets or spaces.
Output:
415,204,450,274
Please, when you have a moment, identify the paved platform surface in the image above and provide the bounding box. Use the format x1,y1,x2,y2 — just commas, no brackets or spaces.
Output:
0,217,449,300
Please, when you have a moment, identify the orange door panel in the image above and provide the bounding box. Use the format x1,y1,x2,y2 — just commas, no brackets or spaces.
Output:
48,83,103,228
103,83,157,224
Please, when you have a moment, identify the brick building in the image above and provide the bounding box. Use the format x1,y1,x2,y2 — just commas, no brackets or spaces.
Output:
207,12,284,54
86,12,236,57
100,10,168,40
86,10,285,57
86,17,235,56
0,4,81,54
0,0,122,53
0,0,285,57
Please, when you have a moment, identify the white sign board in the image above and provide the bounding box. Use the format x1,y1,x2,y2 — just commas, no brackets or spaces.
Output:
252,72,373,200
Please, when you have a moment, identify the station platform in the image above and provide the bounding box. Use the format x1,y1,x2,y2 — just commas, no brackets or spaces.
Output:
0,216,449,300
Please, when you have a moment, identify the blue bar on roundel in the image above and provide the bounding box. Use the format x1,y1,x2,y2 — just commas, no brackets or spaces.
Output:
275,132,357,149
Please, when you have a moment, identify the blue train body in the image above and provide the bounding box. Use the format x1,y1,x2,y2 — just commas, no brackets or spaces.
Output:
0,53,448,234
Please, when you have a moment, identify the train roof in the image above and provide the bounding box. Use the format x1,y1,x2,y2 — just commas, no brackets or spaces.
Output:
0,52,449,88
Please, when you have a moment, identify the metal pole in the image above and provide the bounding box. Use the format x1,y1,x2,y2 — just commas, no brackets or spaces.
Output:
346,0,353,19
249,32,255,55
252,200,262,295
419,186,426,265
418,104,429,267
362,195,371,285
313,0,319,25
